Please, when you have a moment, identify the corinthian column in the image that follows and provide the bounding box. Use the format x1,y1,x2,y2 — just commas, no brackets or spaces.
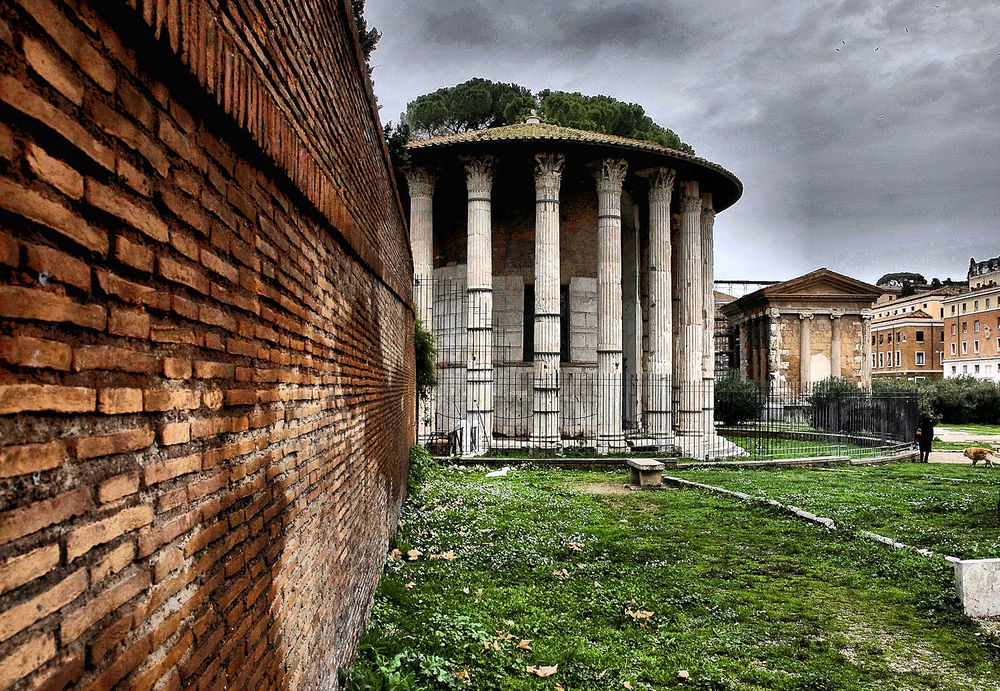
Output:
532,153,565,448
463,155,495,455
799,312,814,391
643,167,675,445
405,167,438,444
595,158,628,451
675,180,703,437
700,193,716,434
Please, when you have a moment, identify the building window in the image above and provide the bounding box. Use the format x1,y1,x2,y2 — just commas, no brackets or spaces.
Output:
987,298,992,309
951,323,957,335
872,354,877,368
963,303,967,313
878,352,884,368
974,340,980,353
951,343,956,355
974,320,980,332
974,300,979,310
940,308,944,318
951,305,956,315
871,335,876,346
879,334,884,344
963,321,968,334
962,342,967,354
963,365,968,374
952,366,957,374
915,351,925,365
915,330,924,343
940,332,944,342
975,364,981,374
895,350,901,367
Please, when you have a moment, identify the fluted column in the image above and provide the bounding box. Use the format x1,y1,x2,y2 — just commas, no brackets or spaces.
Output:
700,193,716,434
830,312,843,378
676,181,703,436
643,167,675,445
799,312,814,390
532,153,565,448
463,156,495,455
406,168,437,443
860,309,874,387
595,158,628,451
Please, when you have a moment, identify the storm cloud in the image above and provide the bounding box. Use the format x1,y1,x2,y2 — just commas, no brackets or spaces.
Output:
365,0,1000,284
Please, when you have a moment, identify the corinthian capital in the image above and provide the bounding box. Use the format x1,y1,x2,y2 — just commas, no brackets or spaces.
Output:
594,158,628,194
700,193,715,228
680,180,701,213
404,166,438,198
462,155,495,197
534,152,565,199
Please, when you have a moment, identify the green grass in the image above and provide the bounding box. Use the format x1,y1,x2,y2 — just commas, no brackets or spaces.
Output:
676,463,1000,560
939,423,1000,436
932,440,996,451
346,466,1000,690
722,435,904,460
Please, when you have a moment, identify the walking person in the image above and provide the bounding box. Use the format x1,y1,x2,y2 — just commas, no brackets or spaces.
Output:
915,415,934,462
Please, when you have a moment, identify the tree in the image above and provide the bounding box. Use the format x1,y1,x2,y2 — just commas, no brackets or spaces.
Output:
405,78,535,137
875,272,926,287
537,90,693,153
401,78,693,153
715,371,763,425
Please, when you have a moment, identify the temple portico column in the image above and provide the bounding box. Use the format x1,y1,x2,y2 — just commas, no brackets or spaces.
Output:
405,167,437,444
531,153,565,448
676,180,704,437
700,193,716,434
738,319,749,379
595,158,628,451
799,312,814,390
860,309,874,387
830,311,843,379
463,155,495,455
642,167,675,445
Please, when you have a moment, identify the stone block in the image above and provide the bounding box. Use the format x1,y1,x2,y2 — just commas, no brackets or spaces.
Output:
954,558,1000,617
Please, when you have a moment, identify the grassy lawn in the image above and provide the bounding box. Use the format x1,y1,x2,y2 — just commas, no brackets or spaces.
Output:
722,434,905,460
932,440,996,451
345,466,1000,690
939,423,1000,436
676,463,1000,560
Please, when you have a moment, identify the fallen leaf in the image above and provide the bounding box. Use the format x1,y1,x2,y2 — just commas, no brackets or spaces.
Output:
462,587,470,594
454,668,470,681
594,581,602,589
389,549,402,561
526,665,558,678
476,588,483,597
552,568,570,579
407,549,422,561
624,682,633,690
517,639,532,650
556,685,565,691
598,669,609,679
505,619,515,627
677,669,690,679
441,550,457,561
405,581,416,589
626,609,654,620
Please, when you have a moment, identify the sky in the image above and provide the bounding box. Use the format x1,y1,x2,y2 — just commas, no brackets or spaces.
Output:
363,0,1000,285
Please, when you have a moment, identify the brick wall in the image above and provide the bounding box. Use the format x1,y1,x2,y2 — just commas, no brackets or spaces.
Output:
0,0,414,688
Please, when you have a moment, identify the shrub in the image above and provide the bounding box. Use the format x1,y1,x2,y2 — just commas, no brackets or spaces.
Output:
414,317,437,401
715,371,764,425
407,444,436,495
806,377,860,407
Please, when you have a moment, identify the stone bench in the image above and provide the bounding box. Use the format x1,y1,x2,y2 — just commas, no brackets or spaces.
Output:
627,458,665,487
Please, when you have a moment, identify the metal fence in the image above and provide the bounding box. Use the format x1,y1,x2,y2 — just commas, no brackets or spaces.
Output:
415,275,919,461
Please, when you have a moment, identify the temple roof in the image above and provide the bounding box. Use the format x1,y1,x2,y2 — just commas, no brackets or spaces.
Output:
405,122,743,211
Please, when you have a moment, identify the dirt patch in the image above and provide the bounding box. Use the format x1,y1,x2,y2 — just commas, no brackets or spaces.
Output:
573,481,631,495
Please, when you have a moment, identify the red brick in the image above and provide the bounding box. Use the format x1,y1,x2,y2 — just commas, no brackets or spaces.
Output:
98,472,139,503
0,75,113,171
97,269,168,310
160,187,208,234
72,427,154,460
0,231,17,266
158,422,191,445
66,504,154,561
0,488,91,545
144,453,202,486
30,650,84,691
159,115,207,171
203,389,223,409
200,248,238,282
74,345,155,373
0,568,87,642
22,35,83,104
144,388,201,411
26,142,84,199
0,440,65,478
89,99,167,176
0,286,106,330
114,234,154,272
152,547,184,583
138,507,199,557
24,242,91,290
187,470,227,500
0,632,56,689
87,610,132,663
119,79,154,131
116,155,152,197
163,357,192,379
0,543,59,595
107,306,150,338
0,335,71,370
193,360,235,379
0,122,17,162
86,179,169,243
61,569,150,643
0,178,107,255
97,388,144,414
158,255,210,294
156,486,187,514
90,541,135,585
0,384,95,415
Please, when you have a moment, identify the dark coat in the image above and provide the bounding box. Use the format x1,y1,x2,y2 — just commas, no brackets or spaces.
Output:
916,419,934,452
